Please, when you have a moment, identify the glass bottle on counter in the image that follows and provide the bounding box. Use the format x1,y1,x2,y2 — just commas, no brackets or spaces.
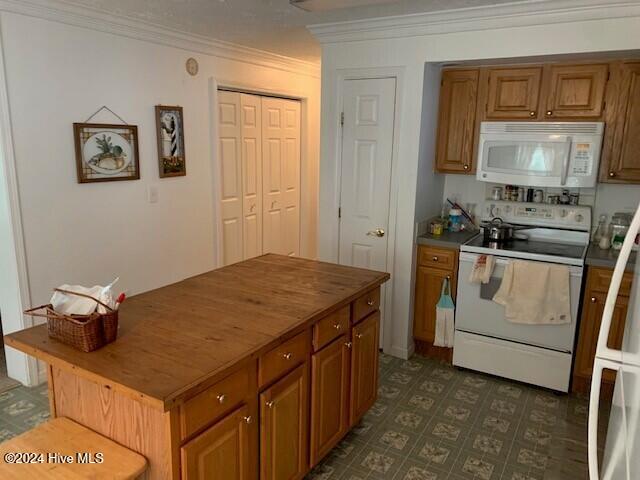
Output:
593,214,607,245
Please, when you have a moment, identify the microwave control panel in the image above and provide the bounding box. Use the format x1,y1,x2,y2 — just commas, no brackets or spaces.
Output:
482,201,591,231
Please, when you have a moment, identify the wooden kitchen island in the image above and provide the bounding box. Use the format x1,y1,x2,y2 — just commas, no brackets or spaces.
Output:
5,254,389,480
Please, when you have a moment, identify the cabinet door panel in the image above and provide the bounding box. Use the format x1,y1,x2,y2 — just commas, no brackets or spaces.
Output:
181,404,253,480
310,335,350,465
435,69,479,173
260,364,308,480
413,266,457,343
543,63,608,119
601,62,640,183
485,67,543,119
574,292,628,384
350,312,380,425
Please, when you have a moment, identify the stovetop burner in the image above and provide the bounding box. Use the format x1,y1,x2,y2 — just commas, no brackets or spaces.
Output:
463,234,587,261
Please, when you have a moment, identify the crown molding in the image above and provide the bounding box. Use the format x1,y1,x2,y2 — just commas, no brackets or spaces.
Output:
0,0,320,78
308,0,640,44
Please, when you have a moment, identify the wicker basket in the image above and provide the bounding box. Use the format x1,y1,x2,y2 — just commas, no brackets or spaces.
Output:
24,288,119,352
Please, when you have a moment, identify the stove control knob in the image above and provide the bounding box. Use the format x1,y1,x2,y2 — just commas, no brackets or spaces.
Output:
559,209,568,218
575,213,584,222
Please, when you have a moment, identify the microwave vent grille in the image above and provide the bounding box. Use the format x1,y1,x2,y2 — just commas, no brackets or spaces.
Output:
481,122,604,135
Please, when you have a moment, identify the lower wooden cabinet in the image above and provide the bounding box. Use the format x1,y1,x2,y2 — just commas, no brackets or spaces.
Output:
310,335,350,465
572,266,632,394
350,312,380,425
181,404,255,480
413,245,458,362
260,364,309,480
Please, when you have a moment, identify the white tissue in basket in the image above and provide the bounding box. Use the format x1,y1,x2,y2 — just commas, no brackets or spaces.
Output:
50,278,119,315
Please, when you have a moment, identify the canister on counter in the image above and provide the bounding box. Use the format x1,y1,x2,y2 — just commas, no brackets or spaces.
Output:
569,193,580,205
533,189,544,203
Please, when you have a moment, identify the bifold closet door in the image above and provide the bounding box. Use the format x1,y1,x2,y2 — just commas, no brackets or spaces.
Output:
261,97,301,257
218,92,264,265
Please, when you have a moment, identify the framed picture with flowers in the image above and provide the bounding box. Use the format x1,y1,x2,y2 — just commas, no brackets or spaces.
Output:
155,105,186,177
73,123,140,183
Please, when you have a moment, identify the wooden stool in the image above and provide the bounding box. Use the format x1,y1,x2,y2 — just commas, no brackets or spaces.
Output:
0,417,147,479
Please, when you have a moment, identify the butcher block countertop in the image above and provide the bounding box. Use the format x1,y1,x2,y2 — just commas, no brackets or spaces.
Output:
5,255,389,412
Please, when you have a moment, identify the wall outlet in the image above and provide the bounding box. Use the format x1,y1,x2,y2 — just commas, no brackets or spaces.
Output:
148,185,159,204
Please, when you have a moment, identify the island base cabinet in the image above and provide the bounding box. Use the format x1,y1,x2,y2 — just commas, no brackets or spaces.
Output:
181,404,255,480
260,364,309,480
310,335,350,465
350,312,380,426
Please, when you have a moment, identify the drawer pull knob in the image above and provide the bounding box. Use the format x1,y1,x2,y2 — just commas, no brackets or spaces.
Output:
463,164,469,170
283,352,292,360
609,171,616,178
216,394,226,404
356,333,363,339
529,111,536,117
345,341,352,349
366,299,374,306
266,401,274,408
546,110,553,116
591,297,597,303
432,256,438,261
333,323,341,330
243,415,252,424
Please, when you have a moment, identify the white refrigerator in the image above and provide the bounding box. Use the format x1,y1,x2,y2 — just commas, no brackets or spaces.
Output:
589,203,640,480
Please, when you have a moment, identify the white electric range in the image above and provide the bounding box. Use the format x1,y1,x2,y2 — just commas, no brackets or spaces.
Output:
453,201,592,392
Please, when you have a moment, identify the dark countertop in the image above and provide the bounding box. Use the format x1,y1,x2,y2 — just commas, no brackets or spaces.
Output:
417,230,479,249
585,244,637,272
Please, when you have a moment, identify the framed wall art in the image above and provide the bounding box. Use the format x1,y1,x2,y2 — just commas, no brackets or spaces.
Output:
155,105,186,178
73,123,140,183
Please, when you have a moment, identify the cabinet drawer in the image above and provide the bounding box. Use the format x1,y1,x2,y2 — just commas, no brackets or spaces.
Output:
180,363,254,440
589,267,632,297
313,307,349,351
418,245,457,271
352,288,380,325
259,330,310,389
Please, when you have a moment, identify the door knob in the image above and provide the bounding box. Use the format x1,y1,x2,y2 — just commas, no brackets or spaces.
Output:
366,228,385,237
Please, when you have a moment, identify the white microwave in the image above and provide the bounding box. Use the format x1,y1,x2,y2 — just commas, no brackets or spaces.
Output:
476,122,604,188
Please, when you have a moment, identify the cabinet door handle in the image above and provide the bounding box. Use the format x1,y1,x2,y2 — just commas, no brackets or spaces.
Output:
463,164,469,170
545,110,553,116
243,415,252,424
366,299,374,306
266,401,274,408
333,323,341,330
282,352,292,360
432,256,439,261
591,297,597,303
609,172,616,178
356,333,363,339
345,341,352,349
529,111,536,117
216,394,226,404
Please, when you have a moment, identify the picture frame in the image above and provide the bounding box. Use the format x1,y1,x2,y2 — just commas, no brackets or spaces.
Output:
73,123,140,183
155,105,186,178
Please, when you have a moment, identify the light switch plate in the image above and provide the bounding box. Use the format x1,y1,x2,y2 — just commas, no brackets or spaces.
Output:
148,185,158,204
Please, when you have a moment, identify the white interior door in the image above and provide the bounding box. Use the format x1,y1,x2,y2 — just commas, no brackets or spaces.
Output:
261,97,301,256
338,77,396,272
217,90,243,266
240,93,262,259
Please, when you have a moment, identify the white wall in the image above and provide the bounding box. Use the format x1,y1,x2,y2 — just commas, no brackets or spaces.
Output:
316,11,640,359
0,11,320,382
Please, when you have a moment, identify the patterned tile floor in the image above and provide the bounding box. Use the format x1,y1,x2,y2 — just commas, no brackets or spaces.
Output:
0,354,609,480
306,354,610,480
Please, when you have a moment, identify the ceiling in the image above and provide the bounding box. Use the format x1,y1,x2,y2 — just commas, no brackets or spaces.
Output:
65,0,520,63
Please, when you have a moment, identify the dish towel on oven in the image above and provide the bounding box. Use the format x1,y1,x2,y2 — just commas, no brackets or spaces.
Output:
434,277,455,347
492,260,571,325
468,255,495,284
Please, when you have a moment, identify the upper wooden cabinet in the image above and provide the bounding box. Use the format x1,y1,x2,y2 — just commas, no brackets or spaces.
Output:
435,69,479,174
484,67,543,119
542,63,608,119
260,364,309,480
600,61,640,183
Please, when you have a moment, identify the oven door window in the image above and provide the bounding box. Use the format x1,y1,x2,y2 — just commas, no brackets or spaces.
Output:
482,140,569,176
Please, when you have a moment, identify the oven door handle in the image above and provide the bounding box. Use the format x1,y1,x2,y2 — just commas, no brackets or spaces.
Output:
560,136,572,186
